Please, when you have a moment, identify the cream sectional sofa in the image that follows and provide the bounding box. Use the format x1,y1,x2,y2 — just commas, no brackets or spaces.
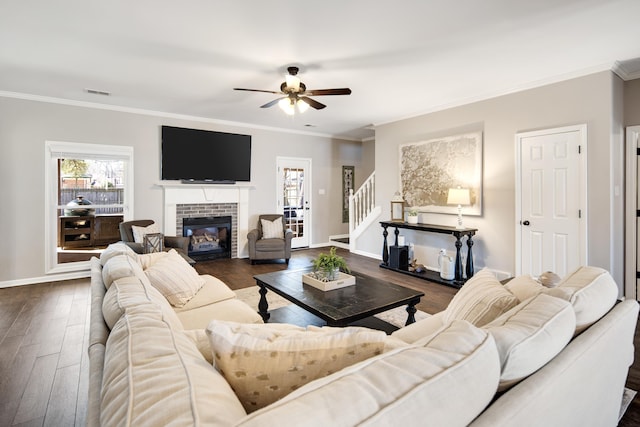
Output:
88,243,638,427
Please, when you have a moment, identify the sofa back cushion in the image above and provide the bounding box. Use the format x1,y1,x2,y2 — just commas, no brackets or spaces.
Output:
206,321,393,412
444,269,519,327
101,254,145,290
237,320,500,427
505,266,618,334
483,293,576,391
102,275,183,331
101,304,246,427
100,242,138,266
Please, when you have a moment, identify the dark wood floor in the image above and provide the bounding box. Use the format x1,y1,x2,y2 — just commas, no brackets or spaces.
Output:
1,247,638,425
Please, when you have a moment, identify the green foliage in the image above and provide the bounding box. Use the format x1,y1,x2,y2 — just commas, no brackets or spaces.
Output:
311,247,350,275
61,159,89,177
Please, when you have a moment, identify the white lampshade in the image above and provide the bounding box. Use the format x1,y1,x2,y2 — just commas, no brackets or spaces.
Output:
447,188,470,206
278,98,296,115
285,74,301,92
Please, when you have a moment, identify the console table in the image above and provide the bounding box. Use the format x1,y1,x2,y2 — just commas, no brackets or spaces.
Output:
379,221,477,288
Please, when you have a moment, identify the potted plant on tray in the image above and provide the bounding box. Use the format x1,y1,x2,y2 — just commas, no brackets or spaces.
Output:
311,247,350,281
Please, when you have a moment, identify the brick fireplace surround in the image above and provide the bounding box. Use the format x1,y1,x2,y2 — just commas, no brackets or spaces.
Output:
159,184,251,258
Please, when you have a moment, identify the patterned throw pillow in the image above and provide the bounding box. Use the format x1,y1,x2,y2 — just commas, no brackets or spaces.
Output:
131,223,161,243
144,249,204,307
205,321,390,412
443,269,519,327
260,218,284,239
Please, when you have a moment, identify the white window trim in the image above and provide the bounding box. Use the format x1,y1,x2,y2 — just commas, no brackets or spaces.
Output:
45,140,134,274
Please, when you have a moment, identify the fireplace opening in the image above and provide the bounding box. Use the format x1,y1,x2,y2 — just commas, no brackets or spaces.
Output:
182,216,231,261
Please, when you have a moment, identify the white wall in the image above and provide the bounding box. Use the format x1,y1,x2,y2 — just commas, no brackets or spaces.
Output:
357,71,623,282
0,97,362,284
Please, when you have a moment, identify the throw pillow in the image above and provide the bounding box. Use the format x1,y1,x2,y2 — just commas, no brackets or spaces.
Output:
131,223,161,244
144,249,205,307
260,217,284,239
206,320,391,412
504,274,547,302
443,268,519,327
137,251,168,270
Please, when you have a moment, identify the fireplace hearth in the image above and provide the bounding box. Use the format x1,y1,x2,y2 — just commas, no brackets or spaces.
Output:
183,216,231,261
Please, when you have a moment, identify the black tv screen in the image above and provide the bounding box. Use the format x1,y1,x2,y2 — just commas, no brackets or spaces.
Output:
161,126,251,183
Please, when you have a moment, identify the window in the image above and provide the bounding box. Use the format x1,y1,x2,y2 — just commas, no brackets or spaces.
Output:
45,141,134,273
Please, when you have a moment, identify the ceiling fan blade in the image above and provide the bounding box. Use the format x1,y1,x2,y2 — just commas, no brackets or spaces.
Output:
234,88,281,94
304,88,352,96
300,96,326,110
260,97,286,108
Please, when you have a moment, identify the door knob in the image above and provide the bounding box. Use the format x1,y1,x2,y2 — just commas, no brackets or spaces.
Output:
521,220,530,226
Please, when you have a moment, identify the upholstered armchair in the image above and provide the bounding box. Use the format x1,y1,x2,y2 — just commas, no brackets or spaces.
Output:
119,219,190,256
247,214,293,264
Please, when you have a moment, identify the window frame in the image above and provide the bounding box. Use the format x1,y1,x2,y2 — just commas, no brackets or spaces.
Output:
45,140,134,274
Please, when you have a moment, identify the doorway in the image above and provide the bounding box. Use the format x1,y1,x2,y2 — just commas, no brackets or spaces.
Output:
515,125,587,277
625,126,640,300
276,157,311,248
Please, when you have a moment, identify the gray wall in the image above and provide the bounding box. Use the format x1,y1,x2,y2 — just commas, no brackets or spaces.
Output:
0,97,362,284
625,78,640,126
357,71,624,283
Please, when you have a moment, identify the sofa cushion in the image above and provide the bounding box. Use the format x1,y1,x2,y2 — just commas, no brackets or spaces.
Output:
102,275,183,331
100,242,138,266
237,320,500,427
101,304,247,427
556,266,619,333
261,217,284,239
177,298,264,329
101,254,145,290
131,222,161,243
443,269,519,327
505,266,619,334
482,293,576,391
173,274,237,312
206,321,393,412
391,311,445,344
144,249,205,307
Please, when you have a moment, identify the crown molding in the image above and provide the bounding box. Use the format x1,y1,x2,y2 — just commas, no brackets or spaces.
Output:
0,90,362,141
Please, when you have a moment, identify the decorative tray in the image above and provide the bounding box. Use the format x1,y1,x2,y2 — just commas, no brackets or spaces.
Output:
302,272,356,291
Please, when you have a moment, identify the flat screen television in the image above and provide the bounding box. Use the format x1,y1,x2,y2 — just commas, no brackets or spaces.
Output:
161,126,251,183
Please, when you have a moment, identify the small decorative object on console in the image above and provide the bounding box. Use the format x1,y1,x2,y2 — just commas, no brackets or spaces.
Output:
407,208,419,224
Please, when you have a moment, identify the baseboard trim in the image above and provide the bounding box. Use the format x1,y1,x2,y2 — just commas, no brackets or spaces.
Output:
0,270,91,289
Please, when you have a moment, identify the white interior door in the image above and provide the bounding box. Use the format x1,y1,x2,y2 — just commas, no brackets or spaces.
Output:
516,125,587,277
276,157,311,248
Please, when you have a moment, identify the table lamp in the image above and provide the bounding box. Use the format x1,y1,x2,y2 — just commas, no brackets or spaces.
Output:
447,188,470,229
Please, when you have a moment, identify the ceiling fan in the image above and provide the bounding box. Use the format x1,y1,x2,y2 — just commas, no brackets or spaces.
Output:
233,66,351,115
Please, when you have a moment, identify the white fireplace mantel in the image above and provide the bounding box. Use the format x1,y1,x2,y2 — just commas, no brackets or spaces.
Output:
157,182,252,258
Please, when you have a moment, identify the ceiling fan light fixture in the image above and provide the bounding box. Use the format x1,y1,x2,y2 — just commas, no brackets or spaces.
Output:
278,97,296,115
297,98,309,113
285,74,301,92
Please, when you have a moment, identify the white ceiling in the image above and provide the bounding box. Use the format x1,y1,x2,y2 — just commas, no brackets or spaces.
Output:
2,0,640,140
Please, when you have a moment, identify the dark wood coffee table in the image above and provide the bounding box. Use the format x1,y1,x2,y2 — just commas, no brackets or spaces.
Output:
253,268,424,327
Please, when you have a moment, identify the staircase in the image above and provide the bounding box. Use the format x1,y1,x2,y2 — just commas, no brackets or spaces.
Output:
348,172,381,252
